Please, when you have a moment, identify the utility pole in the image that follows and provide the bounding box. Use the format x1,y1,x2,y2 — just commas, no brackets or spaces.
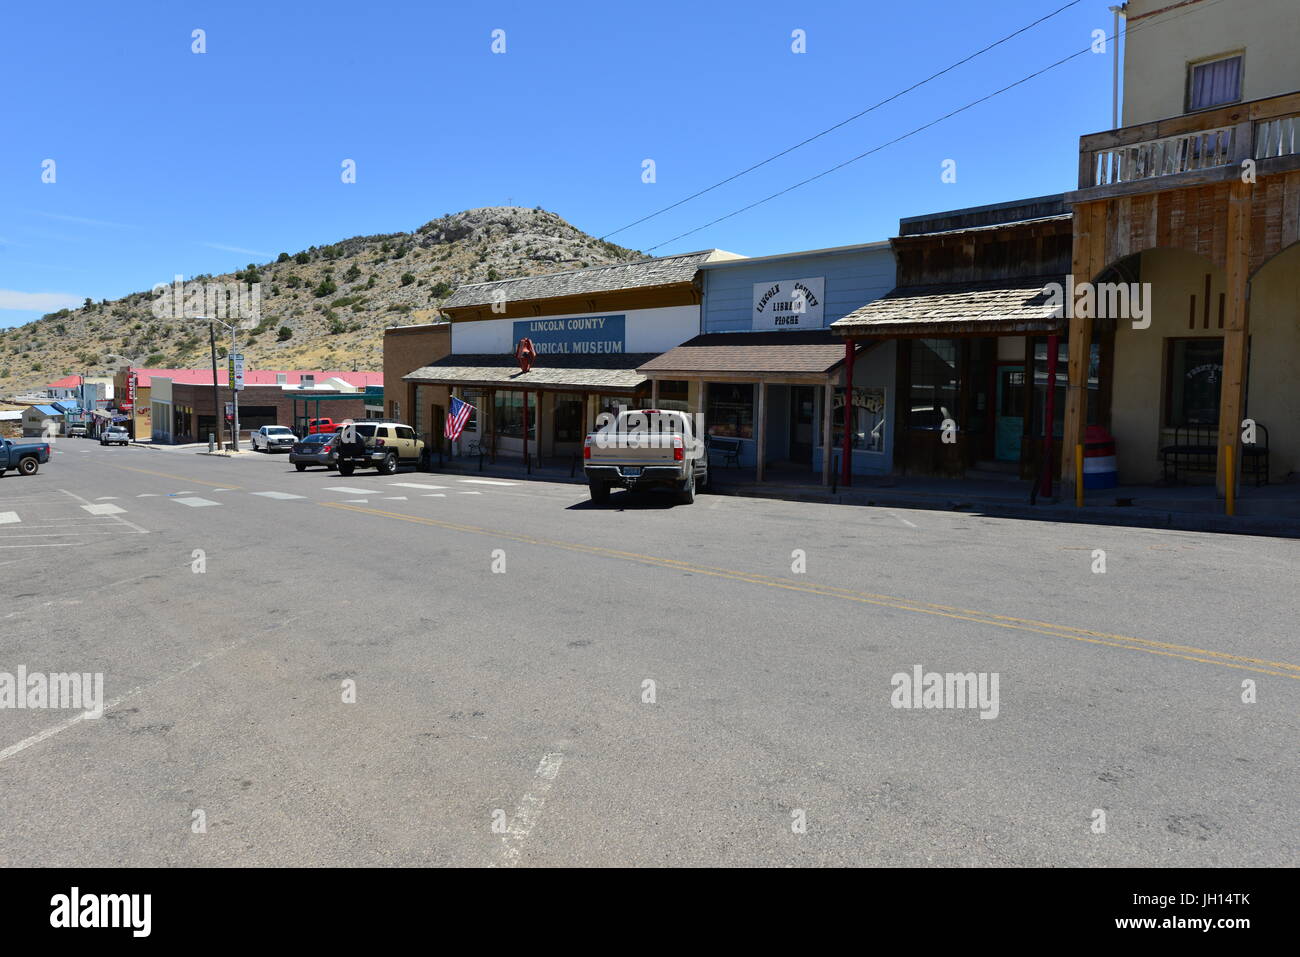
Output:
208,322,222,449
229,324,240,451
1109,5,1124,129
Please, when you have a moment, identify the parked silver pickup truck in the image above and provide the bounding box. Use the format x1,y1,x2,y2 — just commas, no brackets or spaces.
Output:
583,409,708,504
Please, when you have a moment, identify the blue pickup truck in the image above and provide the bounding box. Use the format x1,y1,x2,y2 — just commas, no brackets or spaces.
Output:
0,437,51,476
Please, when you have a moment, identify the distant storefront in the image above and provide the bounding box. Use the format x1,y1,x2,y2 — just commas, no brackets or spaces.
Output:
403,250,741,465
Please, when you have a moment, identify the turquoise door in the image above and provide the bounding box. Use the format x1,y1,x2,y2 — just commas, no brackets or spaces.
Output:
995,366,1026,462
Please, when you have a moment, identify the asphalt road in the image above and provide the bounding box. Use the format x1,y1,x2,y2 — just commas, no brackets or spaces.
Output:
0,440,1295,866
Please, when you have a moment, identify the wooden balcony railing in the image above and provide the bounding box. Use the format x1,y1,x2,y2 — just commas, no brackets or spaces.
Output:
1078,91,1300,189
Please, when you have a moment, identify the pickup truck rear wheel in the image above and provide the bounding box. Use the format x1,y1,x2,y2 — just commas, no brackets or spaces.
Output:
588,481,610,503
338,462,355,476
678,474,695,504
17,457,39,476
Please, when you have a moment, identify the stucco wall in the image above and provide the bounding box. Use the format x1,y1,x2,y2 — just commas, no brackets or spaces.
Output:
1123,0,1299,126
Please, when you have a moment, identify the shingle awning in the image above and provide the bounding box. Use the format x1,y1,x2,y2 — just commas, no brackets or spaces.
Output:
404,353,658,391
832,276,1067,337
637,330,853,377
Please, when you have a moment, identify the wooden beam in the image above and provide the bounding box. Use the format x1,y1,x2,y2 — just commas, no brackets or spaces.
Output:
1216,179,1253,497
1061,202,1105,500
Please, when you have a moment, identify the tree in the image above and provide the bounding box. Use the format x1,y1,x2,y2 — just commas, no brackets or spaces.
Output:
277,252,290,263
294,251,311,265
277,326,293,341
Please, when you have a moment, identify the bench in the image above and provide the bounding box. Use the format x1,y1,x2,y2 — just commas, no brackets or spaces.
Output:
707,436,743,469
1160,423,1269,486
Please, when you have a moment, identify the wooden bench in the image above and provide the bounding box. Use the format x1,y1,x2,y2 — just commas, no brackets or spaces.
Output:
707,436,743,469
1160,423,1269,486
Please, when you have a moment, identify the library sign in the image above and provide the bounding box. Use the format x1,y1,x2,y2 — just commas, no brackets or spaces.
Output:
752,277,825,331
513,315,626,355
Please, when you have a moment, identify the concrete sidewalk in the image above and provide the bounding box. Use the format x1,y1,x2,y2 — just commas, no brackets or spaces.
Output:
424,453,1300,538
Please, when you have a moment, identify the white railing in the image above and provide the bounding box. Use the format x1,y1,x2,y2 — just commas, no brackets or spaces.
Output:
1254,115,1300,159
1090,126,1237,186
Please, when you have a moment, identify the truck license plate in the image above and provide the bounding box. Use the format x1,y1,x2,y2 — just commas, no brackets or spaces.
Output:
623,467,642,477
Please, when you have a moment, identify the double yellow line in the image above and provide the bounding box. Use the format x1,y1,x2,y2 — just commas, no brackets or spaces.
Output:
321,502,1300,680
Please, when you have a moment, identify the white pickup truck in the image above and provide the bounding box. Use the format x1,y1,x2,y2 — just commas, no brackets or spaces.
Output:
582,409,708,504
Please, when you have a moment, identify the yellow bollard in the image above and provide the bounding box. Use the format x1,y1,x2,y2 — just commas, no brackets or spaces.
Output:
1075,444,1084,508
1225,444,1235,517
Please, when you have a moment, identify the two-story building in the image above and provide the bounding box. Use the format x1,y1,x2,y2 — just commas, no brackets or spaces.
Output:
1061,0,1300,497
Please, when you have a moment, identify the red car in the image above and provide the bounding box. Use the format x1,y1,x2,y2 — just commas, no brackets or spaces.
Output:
306,418,341,435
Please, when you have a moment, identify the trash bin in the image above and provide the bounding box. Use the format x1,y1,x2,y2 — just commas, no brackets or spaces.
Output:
1083,425,1118,489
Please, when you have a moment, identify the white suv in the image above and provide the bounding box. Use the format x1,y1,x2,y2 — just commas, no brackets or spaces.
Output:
251,425,297,452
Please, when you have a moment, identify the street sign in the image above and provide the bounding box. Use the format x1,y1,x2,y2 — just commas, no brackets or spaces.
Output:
228,354,245,391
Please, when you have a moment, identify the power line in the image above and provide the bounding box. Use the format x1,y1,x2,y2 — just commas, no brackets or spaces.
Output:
599,0,1085,241
641,0,1230,252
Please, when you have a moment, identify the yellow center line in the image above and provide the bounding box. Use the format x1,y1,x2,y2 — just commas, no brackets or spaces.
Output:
111,464,242,490
320,502,1300,680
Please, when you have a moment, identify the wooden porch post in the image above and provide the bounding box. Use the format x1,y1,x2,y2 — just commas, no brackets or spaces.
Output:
1061,202,1104,502
1216,179,1252,499
651,378,659,406
755,380,767,483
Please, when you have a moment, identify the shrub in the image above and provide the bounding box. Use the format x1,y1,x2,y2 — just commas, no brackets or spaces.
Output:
313,277,338,298
277,252,290,263
146,353,166,365
277,326,293,341
294,252,311,265
400,272,415,286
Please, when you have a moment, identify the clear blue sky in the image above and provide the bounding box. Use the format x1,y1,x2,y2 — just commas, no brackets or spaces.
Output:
0,0,1120,328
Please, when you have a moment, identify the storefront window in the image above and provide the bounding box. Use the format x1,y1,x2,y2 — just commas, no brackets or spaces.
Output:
832,387,886,452
654,380,690,412
907,339,959,430
706,383,754,439
494,390,536,439
1030,339,1102,437
1165,338,1225,427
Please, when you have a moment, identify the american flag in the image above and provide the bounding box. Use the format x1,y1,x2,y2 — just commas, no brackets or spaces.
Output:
446,396,474,442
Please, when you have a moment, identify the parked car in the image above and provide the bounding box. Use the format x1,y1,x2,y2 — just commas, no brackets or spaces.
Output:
289,432,340,471
306,418,341,435
0,437,51,476
583,409,708,504
251,425,298,452
335,421,424,476
100,426,129,446
67,425,88,438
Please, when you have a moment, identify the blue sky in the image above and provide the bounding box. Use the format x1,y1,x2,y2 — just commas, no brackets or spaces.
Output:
0,0,1120,327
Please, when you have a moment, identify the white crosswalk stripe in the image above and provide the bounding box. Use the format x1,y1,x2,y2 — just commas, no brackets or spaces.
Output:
458,491,482,495
80,503,126,516
0,512,20,524
388,482,449,490
459,479,517,486
422,493,446,498
252,492,306,500
324,487,375,495
171,497,219,508
382,496,408,500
